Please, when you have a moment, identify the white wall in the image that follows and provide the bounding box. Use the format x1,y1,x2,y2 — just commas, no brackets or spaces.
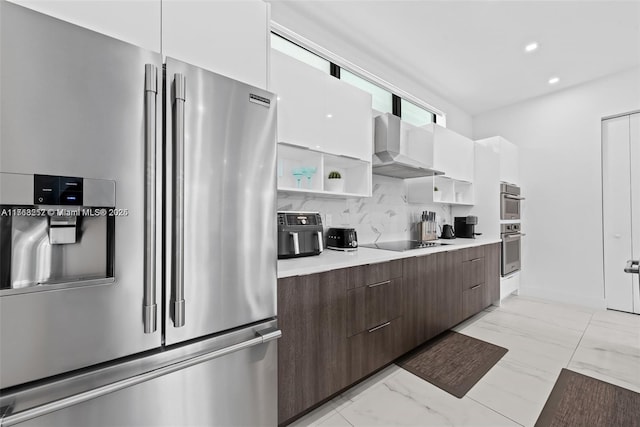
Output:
473,67,640,308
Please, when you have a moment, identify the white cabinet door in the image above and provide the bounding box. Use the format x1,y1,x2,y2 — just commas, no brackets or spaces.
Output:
271,50,325,149
271,50,372,161
162,0,268,89
322,70,372,161
431,124,474,182
8,0,161,51
602,115,635,313
498,138,519,185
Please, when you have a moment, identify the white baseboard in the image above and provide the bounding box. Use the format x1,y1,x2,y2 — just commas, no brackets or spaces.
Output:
518,285,606,310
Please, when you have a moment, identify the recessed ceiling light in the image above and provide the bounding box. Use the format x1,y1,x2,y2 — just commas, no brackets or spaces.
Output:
525,42,538,52
326,114,333,118
548,77,560,85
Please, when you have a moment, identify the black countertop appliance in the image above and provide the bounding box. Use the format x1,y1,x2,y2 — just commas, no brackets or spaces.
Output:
440,224,455,239
454,216,480,239
277,212,324,259
326,227,358,251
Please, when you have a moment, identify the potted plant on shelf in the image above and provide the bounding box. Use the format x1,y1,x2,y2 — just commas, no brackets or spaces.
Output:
433,186,441,201
325,170,344,193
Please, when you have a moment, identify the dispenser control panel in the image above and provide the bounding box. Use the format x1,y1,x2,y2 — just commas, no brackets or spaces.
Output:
34,174,83,205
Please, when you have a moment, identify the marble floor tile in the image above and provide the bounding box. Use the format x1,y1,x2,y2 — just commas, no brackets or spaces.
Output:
316,412,354,427
288,405,342,427
589,309,640,335
496,296,595,332
568,313,640,393
332,364,402,411
458,310,582,375
337,370,521,427
451,309,493,332
466,357,558,426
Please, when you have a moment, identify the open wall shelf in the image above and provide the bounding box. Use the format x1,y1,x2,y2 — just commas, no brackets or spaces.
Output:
277,143,372,198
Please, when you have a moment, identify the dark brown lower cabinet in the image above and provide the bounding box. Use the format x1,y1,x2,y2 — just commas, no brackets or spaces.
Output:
347,316,403,383
402,254,438,346
278,244,502,425
347,277,403,337
277,270,348,424
435,250,463,331
462,283,486,319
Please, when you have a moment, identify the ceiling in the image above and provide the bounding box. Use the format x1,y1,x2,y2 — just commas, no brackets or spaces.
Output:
267,0,640,116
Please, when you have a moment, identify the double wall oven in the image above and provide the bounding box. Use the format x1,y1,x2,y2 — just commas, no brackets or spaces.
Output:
501,223,525,276
500,183,525,276
500,183,524,220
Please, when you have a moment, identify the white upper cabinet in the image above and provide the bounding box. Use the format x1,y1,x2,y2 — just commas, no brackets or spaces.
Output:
7,0,161,51
162,0,268,89
9,0,270,91
426,123,475,182
271,51,325,150
271,50,373,161
475,136,519,185
406,124,476,205
498,138,519,185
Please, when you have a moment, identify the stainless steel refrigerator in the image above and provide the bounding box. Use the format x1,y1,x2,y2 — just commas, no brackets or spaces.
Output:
0,2,279,425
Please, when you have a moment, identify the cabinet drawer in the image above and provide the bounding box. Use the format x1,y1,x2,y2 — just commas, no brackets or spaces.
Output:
462,283,486,319
347,278,403,336
348,317,403,383
347,260,403,289
462,257,485,289
460,246,485,262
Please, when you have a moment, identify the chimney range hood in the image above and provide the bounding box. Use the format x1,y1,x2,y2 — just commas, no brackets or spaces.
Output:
372,113,444,179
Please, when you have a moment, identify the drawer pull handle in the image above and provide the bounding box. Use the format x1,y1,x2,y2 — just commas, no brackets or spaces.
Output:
368,280,391,288
470,284,482,290
368,322,391,333
470,257,483,262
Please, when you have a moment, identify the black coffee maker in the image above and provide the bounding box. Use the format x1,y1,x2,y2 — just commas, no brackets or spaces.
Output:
454,216,480,239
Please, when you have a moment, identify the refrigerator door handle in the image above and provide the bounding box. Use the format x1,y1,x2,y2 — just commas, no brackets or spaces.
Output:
143,64,158,334
0,328,282,427
172,73,186,328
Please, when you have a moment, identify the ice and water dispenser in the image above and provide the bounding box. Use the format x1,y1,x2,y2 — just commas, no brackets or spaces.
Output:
0,172,116,293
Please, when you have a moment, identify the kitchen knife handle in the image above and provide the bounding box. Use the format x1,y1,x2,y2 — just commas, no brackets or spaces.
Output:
172,73,186,328
143,64,157,334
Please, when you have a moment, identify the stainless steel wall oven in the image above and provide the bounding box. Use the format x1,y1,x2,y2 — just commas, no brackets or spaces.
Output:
500,183,524,220
501,223,524,276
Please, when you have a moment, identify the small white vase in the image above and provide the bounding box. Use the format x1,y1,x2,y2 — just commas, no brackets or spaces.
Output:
325,178,344,193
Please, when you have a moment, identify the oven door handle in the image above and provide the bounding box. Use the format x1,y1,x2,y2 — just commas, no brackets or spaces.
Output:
503,233,526,240
503,194,525,200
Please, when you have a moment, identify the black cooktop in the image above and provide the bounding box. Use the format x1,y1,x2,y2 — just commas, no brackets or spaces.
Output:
360,240,451,252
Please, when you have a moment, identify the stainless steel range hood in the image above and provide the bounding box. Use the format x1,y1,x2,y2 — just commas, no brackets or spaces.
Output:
372,113,444,179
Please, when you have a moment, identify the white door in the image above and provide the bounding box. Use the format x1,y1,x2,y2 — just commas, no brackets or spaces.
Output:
630,113,640,312
602,113,640,314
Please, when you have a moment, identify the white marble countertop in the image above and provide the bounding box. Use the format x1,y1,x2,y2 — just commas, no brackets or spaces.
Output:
277,237,502,278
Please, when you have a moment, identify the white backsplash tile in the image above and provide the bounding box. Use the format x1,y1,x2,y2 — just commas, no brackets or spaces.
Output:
278,175,452,244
